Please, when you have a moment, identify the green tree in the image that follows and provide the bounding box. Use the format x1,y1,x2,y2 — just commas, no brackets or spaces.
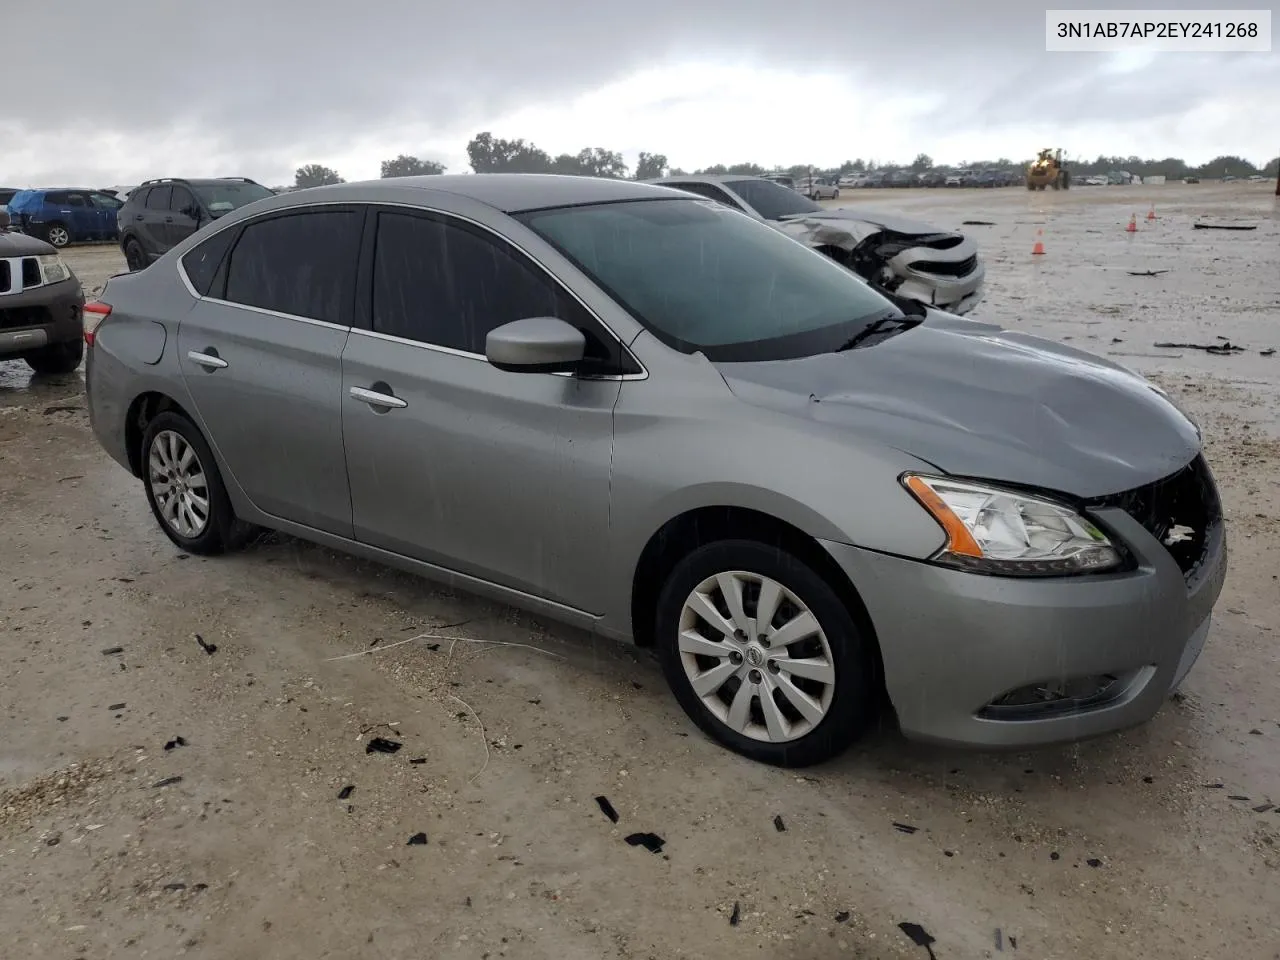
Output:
380,155,446,178
573,147,629,178
295,164,344,188
634,151,668,180
910,153,933,171
466,132,552,173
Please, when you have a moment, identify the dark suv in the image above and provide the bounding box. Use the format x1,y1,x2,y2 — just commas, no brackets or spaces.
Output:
117,177,275,271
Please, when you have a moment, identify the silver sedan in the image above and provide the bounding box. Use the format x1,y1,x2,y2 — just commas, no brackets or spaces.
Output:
85,174,1225,767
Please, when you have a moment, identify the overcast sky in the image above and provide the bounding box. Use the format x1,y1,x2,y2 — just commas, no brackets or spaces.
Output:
6,1,1276,186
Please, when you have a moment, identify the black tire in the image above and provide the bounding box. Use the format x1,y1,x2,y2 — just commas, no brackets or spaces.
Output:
25,338,84,375
123,239,147,272
655,539,880,767
45,221,71,248
141,410,252,556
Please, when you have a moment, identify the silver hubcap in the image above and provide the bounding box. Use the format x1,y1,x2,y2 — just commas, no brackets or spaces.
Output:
678,571,836,743
148,430,210,538
49,227,69,246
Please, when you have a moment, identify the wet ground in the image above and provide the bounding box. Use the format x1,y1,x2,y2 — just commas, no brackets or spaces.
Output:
1,182,1278,959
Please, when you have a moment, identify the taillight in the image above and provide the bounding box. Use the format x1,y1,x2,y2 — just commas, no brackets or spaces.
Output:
83,301,111,345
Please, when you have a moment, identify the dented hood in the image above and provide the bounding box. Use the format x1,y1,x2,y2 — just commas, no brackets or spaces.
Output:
778,207,947,236
716,312,1201,499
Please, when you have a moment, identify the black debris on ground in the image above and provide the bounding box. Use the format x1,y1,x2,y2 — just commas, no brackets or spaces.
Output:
163,882,187,891
773,815,786,832
1252,803,1275,814
1193,222,1257,230
624,832,665,854
835,910,850,923
1127,269,1169,276
194,633,217,655
425,643,441,651
406,832,428,846
164,736,187,751
1203,782,1225,789
1262,348,1276,357
729,901,741,926
338,785,355,800
595,796,619,824
107,703,126,711
152,776,183,788
409,757,427,765
898,921,938,959
892,822,919,835
1250,729,1264,735
962,220,996,225
1154,340,1247,355
1143,776,1155,784
101,647,124,656
1086,858,1103,868
1228,795,1251,802
365,737,402,755
944,850,955,857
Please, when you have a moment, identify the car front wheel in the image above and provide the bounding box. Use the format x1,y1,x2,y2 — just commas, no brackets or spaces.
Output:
141,411,252,555
655,539,880,767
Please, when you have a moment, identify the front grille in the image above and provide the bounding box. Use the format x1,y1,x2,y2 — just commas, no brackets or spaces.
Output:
1090,454,1222,579
21,258,40,287
0,304,52,330
909,254,978,277
0,260,9,293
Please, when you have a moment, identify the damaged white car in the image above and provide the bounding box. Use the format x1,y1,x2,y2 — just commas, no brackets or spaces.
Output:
647,175,985,316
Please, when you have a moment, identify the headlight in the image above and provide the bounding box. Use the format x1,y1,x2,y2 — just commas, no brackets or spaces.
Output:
37,254,71,284
902,474,1122,576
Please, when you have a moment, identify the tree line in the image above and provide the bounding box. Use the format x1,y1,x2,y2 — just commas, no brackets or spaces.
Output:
292,134,1280,188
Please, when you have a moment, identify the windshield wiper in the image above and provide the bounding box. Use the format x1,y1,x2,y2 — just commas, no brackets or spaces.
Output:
834,311,919,352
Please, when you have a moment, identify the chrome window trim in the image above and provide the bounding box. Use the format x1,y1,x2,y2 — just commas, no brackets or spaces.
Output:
174,199,649,382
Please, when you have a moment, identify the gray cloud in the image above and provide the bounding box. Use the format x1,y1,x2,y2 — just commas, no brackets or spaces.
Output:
6,0,1276,183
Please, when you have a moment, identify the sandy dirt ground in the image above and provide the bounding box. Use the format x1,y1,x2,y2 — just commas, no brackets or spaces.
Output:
2,182,1278,960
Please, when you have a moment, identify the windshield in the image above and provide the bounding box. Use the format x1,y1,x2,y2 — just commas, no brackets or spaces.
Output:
515,198,899,362
192,181,274,217
724,178,822,221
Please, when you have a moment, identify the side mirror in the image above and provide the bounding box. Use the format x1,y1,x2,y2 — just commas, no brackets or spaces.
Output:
485,317,586,374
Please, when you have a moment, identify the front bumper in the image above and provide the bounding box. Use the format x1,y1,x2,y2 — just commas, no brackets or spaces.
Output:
889,243,986,316
0,277,84,357
820,504,1227,748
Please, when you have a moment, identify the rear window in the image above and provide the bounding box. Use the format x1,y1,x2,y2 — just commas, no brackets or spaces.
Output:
725,179,821,220
180,226,238,297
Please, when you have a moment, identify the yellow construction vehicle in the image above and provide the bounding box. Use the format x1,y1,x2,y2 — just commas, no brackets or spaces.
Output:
1026,148,1070,191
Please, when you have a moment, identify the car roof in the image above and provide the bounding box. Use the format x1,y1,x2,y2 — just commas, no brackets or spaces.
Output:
648,174,767,185
280,174,675,213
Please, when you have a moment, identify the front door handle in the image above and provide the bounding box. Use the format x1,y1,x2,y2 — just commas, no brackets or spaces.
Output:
350,385,407,410
188,350,228,370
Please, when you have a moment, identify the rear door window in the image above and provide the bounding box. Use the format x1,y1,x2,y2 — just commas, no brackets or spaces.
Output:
222,209,363,325
169,186,197,218
145,186,172,210
180,227,239,297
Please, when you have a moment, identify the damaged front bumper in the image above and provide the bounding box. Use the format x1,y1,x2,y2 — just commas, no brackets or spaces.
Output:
890,243,986,316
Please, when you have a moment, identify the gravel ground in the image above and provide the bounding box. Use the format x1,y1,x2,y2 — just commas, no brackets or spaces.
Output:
1,182,1278,959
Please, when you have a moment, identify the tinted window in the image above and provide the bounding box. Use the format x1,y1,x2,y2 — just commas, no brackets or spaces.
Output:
725,179,821,220
65,193,88,207
224,209,362,324
181,227,238,297
44,191,67,205
145,186,172,210
129,187,151,208
517,198,899,362
371,210,608,362
169,186,197,216
89,193,122,209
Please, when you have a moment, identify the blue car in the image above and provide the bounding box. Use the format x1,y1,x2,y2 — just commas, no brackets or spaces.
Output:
6,188,123,248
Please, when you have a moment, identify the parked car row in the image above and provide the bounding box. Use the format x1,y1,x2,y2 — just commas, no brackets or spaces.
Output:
81,173,1227,767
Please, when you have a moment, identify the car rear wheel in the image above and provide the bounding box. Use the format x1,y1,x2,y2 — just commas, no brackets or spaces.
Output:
655,539,880,767
141,411,252,555
46,222,70,248
25,338,84,375
124,239,147,272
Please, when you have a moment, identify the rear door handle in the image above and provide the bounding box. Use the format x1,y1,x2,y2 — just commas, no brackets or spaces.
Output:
187,350,228,370
164,216,174,223
350,385,407,409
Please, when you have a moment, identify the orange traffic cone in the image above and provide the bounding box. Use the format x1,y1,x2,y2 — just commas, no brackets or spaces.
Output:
1126,213,1138,233
1031,229,1046,255
1146,204,1157,221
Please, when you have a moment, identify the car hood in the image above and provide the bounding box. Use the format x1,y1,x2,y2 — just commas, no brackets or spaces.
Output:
0,229,56,257
778,207,945,236
715,312,1201,499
